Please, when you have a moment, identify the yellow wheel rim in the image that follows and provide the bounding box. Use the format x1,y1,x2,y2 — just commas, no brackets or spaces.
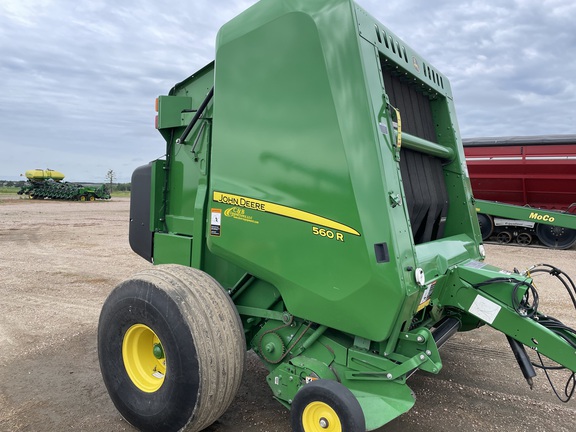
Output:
122,324,166,393
302,401,342,432
89,195,95,201
80,196,86,201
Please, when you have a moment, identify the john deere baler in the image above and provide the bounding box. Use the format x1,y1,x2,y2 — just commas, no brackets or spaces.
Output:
98,1,576,431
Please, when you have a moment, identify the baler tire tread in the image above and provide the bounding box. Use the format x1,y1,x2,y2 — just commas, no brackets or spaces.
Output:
165,264,246,430
98,265,245,432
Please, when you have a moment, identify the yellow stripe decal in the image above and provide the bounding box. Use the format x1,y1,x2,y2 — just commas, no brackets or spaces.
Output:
213,191,360,236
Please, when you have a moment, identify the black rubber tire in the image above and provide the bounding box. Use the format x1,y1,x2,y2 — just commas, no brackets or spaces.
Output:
291,380,365,432
536,224,576,250
477,213,494,241
98,265,245,432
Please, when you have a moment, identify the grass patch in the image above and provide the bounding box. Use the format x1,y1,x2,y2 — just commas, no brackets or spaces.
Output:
111,190,131,198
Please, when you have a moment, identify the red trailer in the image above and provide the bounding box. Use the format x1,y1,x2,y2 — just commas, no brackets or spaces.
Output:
463,135,576,248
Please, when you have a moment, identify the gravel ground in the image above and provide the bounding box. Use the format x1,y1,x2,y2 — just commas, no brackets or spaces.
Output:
1,195,575,431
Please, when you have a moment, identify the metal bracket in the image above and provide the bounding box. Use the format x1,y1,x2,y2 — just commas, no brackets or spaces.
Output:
389,192,402,208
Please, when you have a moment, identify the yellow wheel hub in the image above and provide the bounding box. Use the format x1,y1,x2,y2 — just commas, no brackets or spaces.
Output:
122,324,166,393
302,401,342,432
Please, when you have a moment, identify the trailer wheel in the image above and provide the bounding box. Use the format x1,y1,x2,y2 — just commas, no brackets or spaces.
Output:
291,380,365,432
496,231,512,244
79,195,87,201
536,224,576,250
516,232,533,246
88,194,96,201
477,213,494,240
98,265,245,432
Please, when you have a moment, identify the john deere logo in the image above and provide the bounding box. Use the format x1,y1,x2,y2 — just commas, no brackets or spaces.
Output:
224,206,259,225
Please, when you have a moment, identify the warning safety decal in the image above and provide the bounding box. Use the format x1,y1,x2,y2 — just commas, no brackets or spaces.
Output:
210,208,221,236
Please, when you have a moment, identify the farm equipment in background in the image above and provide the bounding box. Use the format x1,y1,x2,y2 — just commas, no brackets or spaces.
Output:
464,135,576,249
97,1,576,431
17,169,111,201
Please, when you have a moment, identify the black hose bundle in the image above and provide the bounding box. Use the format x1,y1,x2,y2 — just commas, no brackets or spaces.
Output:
472,276,539,318
472,264,576,402
526,264,576,402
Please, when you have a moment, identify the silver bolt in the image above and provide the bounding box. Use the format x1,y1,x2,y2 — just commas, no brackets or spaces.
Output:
386,373,393,379
417,336,424,342
419,355,425,360
319,418,329,428
425,350,432,356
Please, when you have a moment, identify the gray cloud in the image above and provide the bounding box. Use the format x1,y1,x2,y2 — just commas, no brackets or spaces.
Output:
361,0,576,136
1,0,574,182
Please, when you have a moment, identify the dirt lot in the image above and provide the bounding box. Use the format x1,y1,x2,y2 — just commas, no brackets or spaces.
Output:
1,195,576,431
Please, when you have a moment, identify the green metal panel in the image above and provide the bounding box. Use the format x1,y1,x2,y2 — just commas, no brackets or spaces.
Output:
163,64,214,238
210,1,400,342
156,96,192,130
153,232,193,266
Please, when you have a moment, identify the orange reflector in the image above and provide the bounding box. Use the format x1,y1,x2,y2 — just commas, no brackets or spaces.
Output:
155,98,159,112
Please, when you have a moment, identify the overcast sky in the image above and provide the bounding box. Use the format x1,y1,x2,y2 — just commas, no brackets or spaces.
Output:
1,0,575,182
